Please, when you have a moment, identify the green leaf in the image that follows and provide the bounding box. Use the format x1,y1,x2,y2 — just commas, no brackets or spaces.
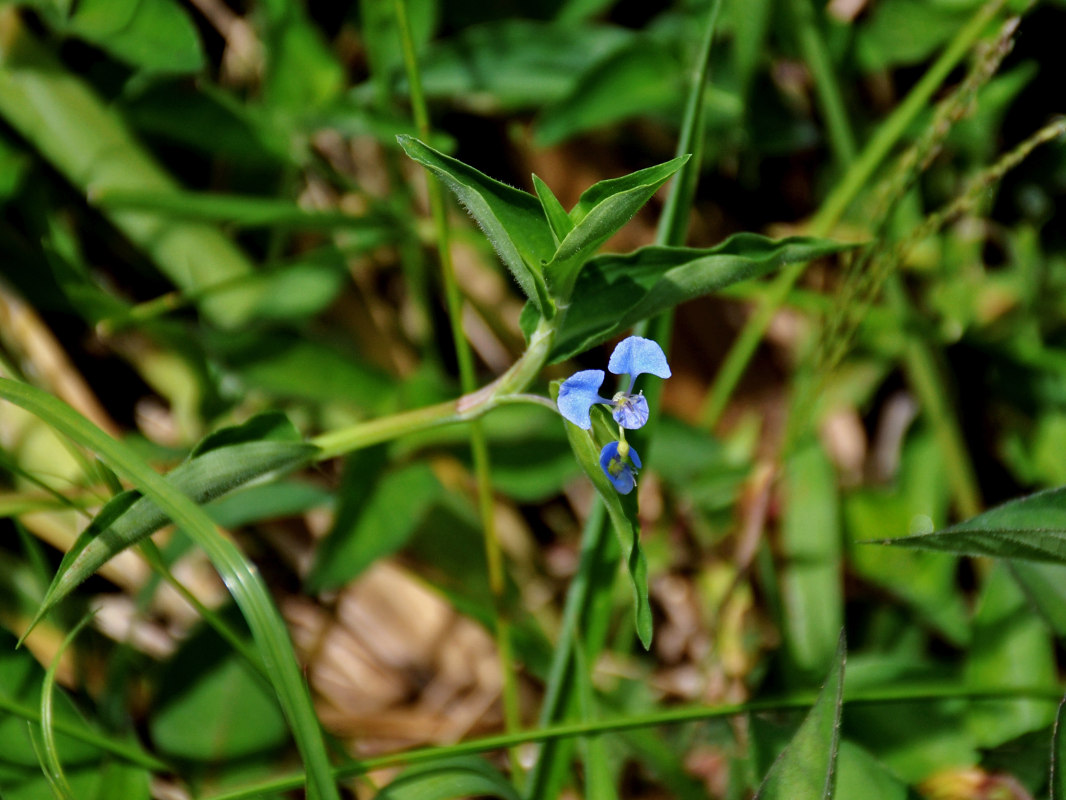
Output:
417,20,631,112
535,233,858,361
964,564,1057,748
26,414,316,638
552,385,653,649
544,155,690,298
37,616,93,800
65,0,204,73
875,484,1066,563
781,439,842,682
533,174,573,244
0,379,339,800
306,461,444,592
842,431,968,644
150,622,289,761
91,189,396,232
397,135,555,313
257,0,344,113
374,757,521,800
832,742,906,800
535,40,682,147
755,632,845,799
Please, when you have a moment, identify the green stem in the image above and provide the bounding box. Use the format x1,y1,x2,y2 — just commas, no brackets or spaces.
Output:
790,0,857,168
201,683,1064,800
884,276,982,518
392,0,523,779
633,0,722,458
699,0,1008,428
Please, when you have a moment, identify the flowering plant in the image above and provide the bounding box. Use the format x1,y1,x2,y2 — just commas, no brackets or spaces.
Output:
557,336,670,494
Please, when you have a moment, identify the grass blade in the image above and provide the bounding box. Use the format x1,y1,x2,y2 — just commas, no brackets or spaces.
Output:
0,377,340,800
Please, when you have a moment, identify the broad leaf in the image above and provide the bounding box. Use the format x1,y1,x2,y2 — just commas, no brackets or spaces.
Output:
544,155,689,298
150,622,289,761
535,39,682,147
553,385,653,649
397,135,554,313
755,632,845,799
532,234,858,361
375,757,521,800
306,461,444,592
417,20,631,111
65,0,204,73
26,413,317,638
876,485,1066,563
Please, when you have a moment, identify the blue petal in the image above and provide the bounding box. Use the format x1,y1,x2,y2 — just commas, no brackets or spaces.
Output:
613,393,649,429
557,369,610,429
599,440,641,494
608,336,671,381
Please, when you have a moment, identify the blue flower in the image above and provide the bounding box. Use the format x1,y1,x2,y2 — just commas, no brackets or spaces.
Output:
600,440,642,494
557,336,671,431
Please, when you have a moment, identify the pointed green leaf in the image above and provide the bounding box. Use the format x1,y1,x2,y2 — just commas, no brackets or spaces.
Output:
876,485,1066,563
545,155,689,298
534,233,858,361
374,757,521,800
552,384,653,649
0,379,340,800
755,632,845,799
397,135,554,312
26,413,317,640
533,173,573,244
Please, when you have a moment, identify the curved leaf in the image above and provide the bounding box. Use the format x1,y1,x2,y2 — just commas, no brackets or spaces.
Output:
533,233,859,361
544,155,689,298
552,384,653,649
0,379,339,800
397,135,554,312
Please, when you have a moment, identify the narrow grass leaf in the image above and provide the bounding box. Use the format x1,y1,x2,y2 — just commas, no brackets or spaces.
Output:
553,385,653,649
755,631,845,800
539,234,859,362
397,135,554,312
92,189,395,231
544,155,689,298
37,616,94,800
28,722,72,800
875,485,1066,563
25,414,317,641
0,378,340,800
374,757,521,800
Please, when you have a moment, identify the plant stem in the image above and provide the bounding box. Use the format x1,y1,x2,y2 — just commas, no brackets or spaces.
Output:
699,0,1009,428
392,0,523,779
201,682,1064,800
633,0,722,457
